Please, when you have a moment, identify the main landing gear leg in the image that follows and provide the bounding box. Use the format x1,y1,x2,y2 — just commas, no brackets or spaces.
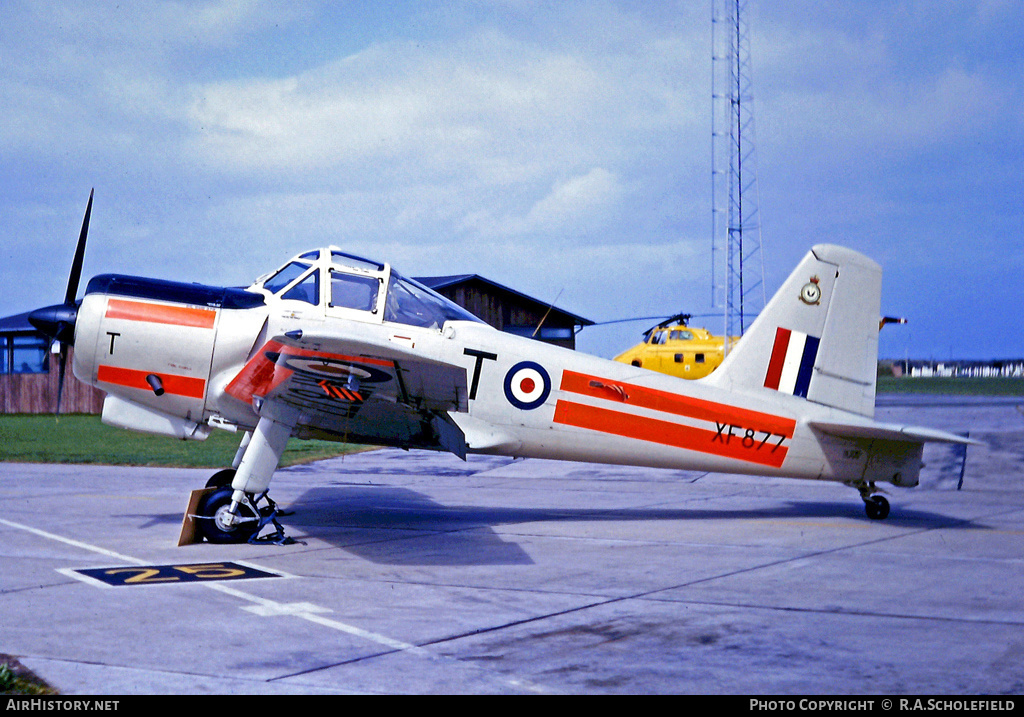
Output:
195,412,298,544
854,481,890,521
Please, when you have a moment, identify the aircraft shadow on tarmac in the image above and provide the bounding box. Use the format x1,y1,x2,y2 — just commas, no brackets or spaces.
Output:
244,485,988,567
126,465,989,564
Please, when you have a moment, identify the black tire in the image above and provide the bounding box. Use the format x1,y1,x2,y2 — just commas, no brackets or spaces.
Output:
196,487,260,544
205,468,236,489
865,495,890,521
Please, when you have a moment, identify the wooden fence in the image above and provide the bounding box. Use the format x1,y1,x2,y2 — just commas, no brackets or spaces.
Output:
0,347,105,414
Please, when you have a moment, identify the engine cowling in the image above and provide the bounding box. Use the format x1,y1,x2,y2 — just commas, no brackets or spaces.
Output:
74,274,267,439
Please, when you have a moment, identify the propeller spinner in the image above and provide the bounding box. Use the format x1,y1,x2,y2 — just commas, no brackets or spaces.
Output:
28,189,94,414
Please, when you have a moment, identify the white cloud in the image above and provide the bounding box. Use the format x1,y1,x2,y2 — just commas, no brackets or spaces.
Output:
521,168,623,233
0,0,294,159
184,36,608,178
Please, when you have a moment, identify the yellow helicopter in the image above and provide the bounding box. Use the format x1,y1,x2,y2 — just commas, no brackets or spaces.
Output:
613,313,739,380
613,311,908,381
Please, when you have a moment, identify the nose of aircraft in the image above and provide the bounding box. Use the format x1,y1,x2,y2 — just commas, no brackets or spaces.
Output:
29,301,79,345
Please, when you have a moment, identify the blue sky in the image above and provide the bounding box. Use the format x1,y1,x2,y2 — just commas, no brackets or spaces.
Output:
2,1,1021,361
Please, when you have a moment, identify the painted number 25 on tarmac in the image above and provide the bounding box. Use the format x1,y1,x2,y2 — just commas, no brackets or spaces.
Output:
65,562,284,588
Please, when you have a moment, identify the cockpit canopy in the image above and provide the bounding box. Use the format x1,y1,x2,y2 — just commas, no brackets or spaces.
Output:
252,247,483,330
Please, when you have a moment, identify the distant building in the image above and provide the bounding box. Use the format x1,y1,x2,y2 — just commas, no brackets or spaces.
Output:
882,359,1024,379
0,311,104,414
414,274,593,350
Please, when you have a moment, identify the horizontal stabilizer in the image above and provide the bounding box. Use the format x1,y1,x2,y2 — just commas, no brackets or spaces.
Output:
809,420,982,446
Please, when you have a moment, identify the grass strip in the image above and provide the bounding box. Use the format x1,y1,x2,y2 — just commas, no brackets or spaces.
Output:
877,376,1024,396
0,414,364,468
1,656,58,695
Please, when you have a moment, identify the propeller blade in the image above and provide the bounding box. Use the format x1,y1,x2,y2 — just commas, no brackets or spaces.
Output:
55,345,68,416
64,188,93,306
26,190,95,417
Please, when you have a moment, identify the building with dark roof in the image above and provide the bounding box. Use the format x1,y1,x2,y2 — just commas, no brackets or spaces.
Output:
414,274,593,350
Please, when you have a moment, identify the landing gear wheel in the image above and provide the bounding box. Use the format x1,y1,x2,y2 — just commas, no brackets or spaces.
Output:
864,495,890,521
205,468,236,489
196,487,259,544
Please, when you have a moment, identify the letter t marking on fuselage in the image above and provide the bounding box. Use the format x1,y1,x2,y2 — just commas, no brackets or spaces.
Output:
463,348,498,400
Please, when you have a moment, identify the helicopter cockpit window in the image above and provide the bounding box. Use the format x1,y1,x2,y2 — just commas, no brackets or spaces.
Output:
385,273,483,329
670,330,694,341
330,271,380,312
281,270,319,305
649,330,668,345
263,262,310,294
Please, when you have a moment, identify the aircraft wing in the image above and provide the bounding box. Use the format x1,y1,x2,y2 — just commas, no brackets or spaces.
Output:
808,420,983,446
223,333,470,455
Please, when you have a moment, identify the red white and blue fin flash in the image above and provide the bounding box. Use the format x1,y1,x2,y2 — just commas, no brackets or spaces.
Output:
764,327,820,398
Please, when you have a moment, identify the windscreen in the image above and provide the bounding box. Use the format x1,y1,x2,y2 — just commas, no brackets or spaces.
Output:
263,262,310,294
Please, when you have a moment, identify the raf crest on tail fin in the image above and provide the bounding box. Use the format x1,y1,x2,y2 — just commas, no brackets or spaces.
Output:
704,244,881,417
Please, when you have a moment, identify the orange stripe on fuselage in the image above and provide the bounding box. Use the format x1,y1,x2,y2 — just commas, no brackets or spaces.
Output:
559,370,796,438
105,298,217,329
553,400,790,468
97,365,206,399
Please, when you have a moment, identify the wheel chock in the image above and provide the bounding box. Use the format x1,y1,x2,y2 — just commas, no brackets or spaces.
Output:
178,487,213,546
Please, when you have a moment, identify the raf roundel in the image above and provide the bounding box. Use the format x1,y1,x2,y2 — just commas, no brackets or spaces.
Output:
503,361,551,410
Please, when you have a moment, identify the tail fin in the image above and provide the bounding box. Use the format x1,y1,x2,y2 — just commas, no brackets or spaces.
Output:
704,244,881,417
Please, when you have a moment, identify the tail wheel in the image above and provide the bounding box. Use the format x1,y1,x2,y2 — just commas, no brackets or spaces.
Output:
865,495,890,521
196,487,259,544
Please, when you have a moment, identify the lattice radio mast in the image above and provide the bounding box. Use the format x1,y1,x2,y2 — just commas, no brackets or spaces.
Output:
711,0,766,352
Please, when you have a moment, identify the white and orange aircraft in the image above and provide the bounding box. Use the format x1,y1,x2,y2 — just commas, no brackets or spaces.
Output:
30,192,976,543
